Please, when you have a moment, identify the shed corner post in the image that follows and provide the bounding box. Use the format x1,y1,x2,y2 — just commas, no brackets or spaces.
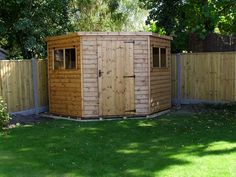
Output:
148,36,151,114
32,57,39,114
176,53,182,107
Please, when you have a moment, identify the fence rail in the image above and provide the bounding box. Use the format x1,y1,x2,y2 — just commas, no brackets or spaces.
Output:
0,59,48,114
172,52,236,104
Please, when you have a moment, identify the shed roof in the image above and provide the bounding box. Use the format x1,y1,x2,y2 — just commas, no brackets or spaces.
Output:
46,32,173,41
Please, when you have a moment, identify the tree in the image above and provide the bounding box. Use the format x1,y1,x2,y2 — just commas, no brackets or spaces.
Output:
216,0,236,34
0,0,74,59
141,0,236,52
0,0,147,59
72,0,147,31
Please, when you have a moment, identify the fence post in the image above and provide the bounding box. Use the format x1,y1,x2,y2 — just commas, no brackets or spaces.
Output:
176,53,182,106
32,57,39,114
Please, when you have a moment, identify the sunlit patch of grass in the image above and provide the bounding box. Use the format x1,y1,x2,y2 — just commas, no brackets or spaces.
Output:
137,121,155,127
1,113,236,177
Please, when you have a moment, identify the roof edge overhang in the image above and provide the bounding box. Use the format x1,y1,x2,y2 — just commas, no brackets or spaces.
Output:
46,32,173,42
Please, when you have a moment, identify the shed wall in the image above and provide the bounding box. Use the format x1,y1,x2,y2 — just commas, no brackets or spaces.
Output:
150,36,171,113
81,35,150,117
47,36,82,116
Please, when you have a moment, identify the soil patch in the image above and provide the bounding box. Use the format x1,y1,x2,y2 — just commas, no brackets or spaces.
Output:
172,103,236,116
9,114,53,127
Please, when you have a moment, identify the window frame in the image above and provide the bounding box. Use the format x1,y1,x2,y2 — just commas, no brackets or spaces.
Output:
152,46,168,69
53,47,77,70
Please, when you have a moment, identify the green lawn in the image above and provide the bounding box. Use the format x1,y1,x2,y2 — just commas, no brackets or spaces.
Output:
1,112,236,177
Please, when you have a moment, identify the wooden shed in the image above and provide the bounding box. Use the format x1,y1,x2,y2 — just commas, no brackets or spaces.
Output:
46,32,172,118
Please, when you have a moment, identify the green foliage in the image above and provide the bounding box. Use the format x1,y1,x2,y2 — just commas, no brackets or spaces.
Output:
73,0,147,32
141,0,236,52
0,0,75,59
72,0,125,31
0,98,10,131
145,20,167,35
217,1,236,34
0,0,147,59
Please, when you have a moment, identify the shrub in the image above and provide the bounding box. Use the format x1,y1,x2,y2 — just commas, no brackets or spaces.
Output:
0,98,11,131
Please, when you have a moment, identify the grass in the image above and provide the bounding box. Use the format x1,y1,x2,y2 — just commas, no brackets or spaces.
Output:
1,112,236,177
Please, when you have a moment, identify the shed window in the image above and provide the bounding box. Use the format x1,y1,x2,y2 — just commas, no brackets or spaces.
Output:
65,49,76,69
152,47,167,68
53,48,76,70
54,49,64,70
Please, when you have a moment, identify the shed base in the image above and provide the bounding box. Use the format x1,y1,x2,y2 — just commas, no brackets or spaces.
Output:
41,110,170,122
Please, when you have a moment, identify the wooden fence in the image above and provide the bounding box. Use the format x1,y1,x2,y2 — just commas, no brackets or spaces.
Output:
1,52,236,115
172,52,236,104
0,59,48,114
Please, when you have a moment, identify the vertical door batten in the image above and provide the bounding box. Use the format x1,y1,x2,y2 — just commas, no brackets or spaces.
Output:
124,42,135,113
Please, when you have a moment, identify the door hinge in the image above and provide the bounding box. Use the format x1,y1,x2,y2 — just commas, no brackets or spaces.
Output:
125,109,136,112
123,75,135,78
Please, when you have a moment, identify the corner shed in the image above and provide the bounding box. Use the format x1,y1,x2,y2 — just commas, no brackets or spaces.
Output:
46,32,172,118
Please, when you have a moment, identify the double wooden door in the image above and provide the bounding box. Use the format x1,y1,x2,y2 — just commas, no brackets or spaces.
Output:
98,40,135,116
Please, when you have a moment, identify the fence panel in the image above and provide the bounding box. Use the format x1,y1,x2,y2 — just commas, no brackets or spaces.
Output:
172,52,236,104
2,53,236,113
0,59,48,113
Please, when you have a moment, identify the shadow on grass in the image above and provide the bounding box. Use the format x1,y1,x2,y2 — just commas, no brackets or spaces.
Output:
1,113,236,177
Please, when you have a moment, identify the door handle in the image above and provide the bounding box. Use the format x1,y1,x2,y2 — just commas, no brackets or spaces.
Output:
123,75,135,78
99,70,104,77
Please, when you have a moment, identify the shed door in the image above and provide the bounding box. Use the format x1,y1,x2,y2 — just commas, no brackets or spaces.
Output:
98,40,135,116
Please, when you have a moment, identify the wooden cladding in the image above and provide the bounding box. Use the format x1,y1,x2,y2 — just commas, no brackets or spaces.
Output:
47,33,172,118
150,36,171,113
81,35,151,117
47,36,82,117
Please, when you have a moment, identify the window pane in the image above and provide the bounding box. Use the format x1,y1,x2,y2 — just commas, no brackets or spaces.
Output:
65,48,76,69
54,49,64,70
153,47,160,67
161,48,167,67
